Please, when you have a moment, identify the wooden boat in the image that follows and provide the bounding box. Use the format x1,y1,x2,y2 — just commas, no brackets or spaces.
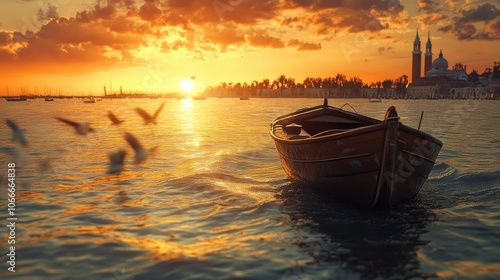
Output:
6,96,28,101
83,97,96,103
270,98,442,209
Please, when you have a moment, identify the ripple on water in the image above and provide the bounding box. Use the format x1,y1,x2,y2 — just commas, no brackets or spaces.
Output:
1,99,500,280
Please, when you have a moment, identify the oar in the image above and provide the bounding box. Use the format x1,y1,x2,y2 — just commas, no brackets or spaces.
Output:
418,111,424,130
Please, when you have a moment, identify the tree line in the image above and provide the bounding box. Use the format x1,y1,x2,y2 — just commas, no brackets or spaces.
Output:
203,62,496,98
203,74,409,98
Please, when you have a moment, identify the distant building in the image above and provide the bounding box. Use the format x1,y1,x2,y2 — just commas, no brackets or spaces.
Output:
424,31,433,74
488,64,500,99
408,30,487,99
411,30,422,84
361,87,396,99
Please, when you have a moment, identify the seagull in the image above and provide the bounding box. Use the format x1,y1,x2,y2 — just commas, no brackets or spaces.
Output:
124,132,156,164
107,111,124,125
107,149,126,174
55,117,95,135
37,157,53,173
135,102,165,125
5,119,27,147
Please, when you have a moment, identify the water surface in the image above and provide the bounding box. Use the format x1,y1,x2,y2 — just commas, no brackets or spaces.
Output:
1,98,499,279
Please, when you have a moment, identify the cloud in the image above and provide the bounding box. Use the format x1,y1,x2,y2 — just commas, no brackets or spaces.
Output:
486,19,500,35
460,2,500,23
0,31,12,46
418,0,439,11
438,2,500,40
37,3,59,21
247,32,285,48
416,12,447,27
282,0,406,37
0,2,148,72
287,39,321,51
163,0,279,25
0,0,409,72
377,46,393,55
138,0,162,22
200,23,246,50
286,0,404,13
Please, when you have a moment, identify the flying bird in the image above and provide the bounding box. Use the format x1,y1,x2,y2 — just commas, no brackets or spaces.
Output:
107,111,124,125
135,102,165,125
124,132,157,164
55,117,95,135
107,149,126,174
5,119,27,147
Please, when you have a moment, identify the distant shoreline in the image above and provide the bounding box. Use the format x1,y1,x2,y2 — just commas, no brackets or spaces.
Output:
2,95,498,100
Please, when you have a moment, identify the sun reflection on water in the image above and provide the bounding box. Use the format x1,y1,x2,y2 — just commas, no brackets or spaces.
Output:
2,98,498,279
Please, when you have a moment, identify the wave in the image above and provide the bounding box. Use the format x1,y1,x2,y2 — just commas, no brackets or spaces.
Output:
428,162,460,182
428,162,500,187
422,163,500,209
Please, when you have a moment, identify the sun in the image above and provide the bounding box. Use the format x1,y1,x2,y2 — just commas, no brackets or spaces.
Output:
180,79,194,93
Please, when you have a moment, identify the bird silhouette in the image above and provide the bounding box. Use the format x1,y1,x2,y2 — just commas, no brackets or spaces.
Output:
107,149,126,174
124,132,157,164
135,102,165,125
5,119,27,147
107,111,124,125
55,117,95,135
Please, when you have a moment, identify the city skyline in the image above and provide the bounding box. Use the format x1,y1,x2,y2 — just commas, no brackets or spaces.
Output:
0,0,499,95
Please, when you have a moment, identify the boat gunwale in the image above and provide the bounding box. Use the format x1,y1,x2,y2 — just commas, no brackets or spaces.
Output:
269,105,443,147
270,121,387,144
271,105,380,127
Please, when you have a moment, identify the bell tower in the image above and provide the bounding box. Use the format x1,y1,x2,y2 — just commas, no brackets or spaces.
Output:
412,29,422,83
424,31,433,74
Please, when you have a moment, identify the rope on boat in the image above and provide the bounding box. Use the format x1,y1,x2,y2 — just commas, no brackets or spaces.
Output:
340,103,357,113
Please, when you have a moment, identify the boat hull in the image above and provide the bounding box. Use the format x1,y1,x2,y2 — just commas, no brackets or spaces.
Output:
6,97,28,101
270,100,442,209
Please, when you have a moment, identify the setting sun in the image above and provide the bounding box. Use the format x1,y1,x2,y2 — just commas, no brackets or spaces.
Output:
180,79,195,93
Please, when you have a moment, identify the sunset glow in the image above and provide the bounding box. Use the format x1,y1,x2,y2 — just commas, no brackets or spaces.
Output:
0,0,499,95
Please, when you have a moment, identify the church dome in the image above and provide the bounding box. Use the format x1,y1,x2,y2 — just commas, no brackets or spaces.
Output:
432,50,448,70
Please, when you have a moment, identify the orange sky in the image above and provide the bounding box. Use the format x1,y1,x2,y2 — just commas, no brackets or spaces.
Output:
0,0,499,95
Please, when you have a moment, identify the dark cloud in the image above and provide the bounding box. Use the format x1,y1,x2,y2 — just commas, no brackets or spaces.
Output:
164,0,279,24
487,19,500,34
438,3,500,40
0,31,12,46
76,4,117,22
282,0,405,37
287,39,321,51
138,1,162,22
337,11,388,33
286,0,404,13
460,3,500,23
377,46,393,55
37,3,59,21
